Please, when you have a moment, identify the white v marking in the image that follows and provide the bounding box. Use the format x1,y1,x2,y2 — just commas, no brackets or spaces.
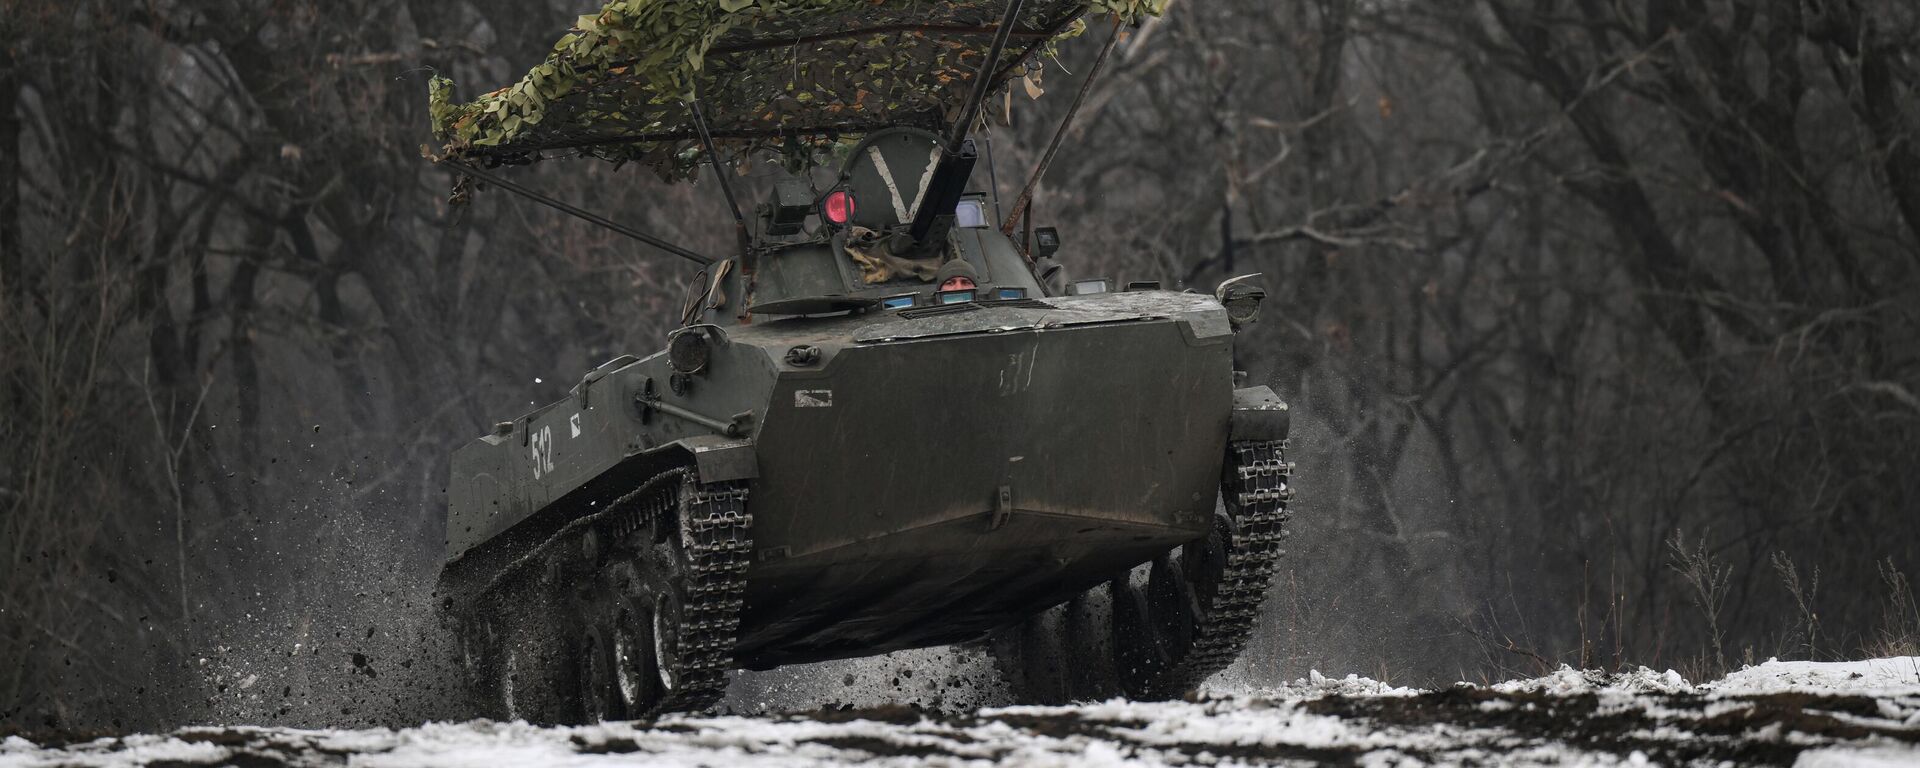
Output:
907,145,943,221
868,147,910,223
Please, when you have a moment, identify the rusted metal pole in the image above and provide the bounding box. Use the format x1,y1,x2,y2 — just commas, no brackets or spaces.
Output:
444,160,714,266
1022,198,1035,258
1002,15,1124,236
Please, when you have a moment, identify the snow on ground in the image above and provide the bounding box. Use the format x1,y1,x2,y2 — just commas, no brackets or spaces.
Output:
1208,667,1422,700
1709,656,1920,697
1490,665,1694,696
4,658,1917,767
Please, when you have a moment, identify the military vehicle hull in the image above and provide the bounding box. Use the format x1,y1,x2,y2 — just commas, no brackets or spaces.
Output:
431,0,1292,724
439,290,1292,720
738,298,1233,666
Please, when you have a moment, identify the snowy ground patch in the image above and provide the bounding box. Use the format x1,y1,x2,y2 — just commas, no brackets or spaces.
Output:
1708,656,1920,697
4,659,1917,767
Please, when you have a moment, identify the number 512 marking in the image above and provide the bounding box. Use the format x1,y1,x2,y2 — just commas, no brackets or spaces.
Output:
530,425,555,479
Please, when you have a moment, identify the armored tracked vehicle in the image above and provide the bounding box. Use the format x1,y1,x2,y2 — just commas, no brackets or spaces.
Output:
430,0,1294,722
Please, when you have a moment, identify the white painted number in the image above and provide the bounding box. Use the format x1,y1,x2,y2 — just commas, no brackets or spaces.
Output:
998,345,1038,397
530,425,555,479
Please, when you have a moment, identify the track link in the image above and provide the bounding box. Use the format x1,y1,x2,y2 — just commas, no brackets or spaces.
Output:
1112,438,1293,698
450,467,752,720
1160,438,1293,687
643,473,752,713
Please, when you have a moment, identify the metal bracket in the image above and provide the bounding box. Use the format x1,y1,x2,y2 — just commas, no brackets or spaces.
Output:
575,354,640,408
990,484,1014,531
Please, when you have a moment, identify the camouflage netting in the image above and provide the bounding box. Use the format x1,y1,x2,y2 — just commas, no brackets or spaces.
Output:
428,0,1163,180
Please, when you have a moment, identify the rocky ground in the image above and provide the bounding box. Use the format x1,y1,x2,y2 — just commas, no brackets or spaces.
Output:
4,658,1918,766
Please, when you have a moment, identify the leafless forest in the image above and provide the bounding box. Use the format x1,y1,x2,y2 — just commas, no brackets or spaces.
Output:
5,0,1919,732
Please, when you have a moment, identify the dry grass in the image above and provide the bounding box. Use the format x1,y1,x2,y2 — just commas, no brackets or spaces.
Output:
1668,531,1734,674
1771,553,1821,660
1869,559,1920,659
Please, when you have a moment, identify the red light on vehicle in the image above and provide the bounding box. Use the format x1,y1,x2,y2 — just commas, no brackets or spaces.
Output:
822,189,855,225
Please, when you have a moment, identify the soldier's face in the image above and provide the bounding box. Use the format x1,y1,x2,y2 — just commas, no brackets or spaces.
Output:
940,276,976,292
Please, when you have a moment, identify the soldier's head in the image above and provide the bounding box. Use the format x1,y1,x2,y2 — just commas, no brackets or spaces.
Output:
935,259,978,292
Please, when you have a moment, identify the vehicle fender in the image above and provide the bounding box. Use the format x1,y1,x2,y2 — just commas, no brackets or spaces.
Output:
646,434,759,483
1230,386,1291,441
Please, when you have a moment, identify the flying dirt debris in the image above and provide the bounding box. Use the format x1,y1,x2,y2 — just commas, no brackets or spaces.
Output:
426,0,1289,723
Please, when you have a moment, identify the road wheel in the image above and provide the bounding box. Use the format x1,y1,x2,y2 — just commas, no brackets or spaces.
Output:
496,589,582,724
992,439,1292,702
610,596,663,716
987,588,1121,704
582,469,749,718
1110,513,1226,699
577,617,622,723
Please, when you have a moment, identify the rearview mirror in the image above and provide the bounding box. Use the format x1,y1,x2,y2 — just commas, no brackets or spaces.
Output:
1034,257,1069,296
